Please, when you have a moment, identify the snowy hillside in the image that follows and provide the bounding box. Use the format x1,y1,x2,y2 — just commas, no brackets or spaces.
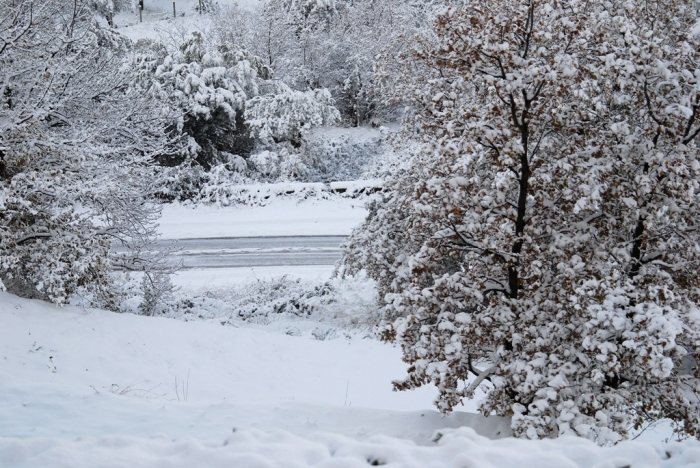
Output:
4,292,700,467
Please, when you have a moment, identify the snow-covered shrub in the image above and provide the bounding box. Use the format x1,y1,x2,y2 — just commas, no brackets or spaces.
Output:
139,271,175,317
245,84,340,147
234,276,332,321
122,274,380,332
249,150,281,177
246,148,310,181
153,126,393,205
1,0,180,305
137,32,271,168
278,150,308,181
221,153,248,173
342,0,700,443
238,126,390,185
152,158,319,206
297,129,387,183
216,274,379,330
152,163,209,202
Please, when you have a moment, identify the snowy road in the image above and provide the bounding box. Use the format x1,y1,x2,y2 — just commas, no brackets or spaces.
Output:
160,235,345,269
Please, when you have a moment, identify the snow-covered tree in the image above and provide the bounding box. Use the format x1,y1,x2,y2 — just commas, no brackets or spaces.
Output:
210,2,256,54
243,0,334,90
243,0,418,125
132,26,343,190
276,0,337,33
245,83,339,147
136,32,271,168
90,0,133,18
1,0,180,305
342,0,700,442
314,0,414,125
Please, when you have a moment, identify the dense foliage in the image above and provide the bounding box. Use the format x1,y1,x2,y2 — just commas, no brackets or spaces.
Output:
211,0,424,126
342,0,700,443
0,0,179,305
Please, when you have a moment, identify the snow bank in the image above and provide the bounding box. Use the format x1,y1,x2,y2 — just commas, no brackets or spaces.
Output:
171,265,335,288
3,426,700,468
330,179,384,195
158,198,367,239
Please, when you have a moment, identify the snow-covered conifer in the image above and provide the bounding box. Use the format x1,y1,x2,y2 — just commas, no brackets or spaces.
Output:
245,83,339,147
137,32,270,168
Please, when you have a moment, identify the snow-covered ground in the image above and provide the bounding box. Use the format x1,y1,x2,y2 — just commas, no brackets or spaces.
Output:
171,264,334,289
4,292,700,468
0,292,509,466
158,198,367,239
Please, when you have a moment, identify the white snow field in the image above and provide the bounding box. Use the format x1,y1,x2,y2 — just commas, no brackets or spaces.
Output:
4,292,700,468
158,198,368,240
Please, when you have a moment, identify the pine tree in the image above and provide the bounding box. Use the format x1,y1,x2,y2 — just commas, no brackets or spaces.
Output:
136,32,271,168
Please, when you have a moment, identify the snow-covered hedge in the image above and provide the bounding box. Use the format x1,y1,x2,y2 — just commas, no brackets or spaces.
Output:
198,181,328,206
152,126,391,205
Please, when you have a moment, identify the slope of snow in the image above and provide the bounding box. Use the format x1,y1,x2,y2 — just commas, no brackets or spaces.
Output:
0,291,506,433
5,428,700,468
158,198,367,239
1,292,441,412
2,293,699,466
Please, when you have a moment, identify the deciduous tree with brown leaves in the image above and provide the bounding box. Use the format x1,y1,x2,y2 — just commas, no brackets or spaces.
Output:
342,0,700,443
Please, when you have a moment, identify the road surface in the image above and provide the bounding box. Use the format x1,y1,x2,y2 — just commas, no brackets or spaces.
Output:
155,235,346,269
